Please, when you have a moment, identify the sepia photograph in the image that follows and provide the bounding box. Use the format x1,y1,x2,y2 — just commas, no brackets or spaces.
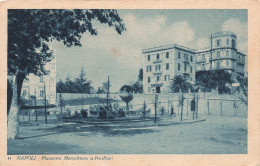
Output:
6,9,249,155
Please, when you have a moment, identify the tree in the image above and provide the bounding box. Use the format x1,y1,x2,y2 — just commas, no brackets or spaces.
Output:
132,81,143,93
237,75,248,105
120,94,134,112
138,68,143,81
102,81,111,94
170,75,191,121
212,70,233,94
120,85,133,94
8,9,126,139
195,70,233,94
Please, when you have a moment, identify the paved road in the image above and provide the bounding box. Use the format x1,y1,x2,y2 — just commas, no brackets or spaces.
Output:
8,115,247,154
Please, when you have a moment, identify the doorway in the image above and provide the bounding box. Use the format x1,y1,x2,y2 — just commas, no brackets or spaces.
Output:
156,87,161,93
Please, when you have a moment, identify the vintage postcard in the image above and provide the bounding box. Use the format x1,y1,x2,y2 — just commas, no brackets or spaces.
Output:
0,0,259,166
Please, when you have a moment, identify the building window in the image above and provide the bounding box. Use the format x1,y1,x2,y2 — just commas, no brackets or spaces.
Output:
164,75,170,81
155,65,161,71
157,76,160,82
226,38,229,46
184,64,187,72
178,63,180,70
217,51,220,58
232,39,236,48
202,64,205,70
166,63,169,70
190,66,192,73
166,52,169,58
157,53,160,60
190,56,193,62
217,61,220,69
148,77,151,83
226,60,229,66
148,87,151,93
216,39,222,47
226,50,229,56
148,55,150,61
146,66,152,72
178,52,181,59
22,90,27,97
202,54,205,60
40,76,44,82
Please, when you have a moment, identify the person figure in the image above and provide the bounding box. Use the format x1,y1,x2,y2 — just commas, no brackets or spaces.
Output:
171,106,174,116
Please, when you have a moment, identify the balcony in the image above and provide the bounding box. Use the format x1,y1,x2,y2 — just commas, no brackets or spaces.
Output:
153,70,162,75
151,83,163,88
196,58,206,63
210,54,236,61
237,60,245,65
153,59,162,64
183,71,190,75
183,58,189,63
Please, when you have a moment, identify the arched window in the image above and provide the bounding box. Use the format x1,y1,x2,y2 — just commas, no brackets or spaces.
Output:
217,51,220,58
226,50,229,56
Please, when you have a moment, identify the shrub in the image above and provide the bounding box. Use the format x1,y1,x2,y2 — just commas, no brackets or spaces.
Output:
81,109,88,118
117,108,125,117
98,106,115,119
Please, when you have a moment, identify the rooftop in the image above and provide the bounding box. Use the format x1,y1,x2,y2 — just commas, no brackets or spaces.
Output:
143,44,196,54
211,31,237,38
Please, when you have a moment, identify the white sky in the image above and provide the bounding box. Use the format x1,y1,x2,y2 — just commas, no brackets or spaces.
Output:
51,9,248,92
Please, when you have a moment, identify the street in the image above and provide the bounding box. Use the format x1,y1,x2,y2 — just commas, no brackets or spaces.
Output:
8,115,247,154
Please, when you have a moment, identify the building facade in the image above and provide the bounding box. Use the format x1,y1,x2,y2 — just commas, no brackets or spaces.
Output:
143,44,196,94
21,57,57,105
143,31,246,94
196,31,246,78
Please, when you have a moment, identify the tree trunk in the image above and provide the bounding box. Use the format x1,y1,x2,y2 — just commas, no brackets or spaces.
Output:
7,75,19,139
126,102,129,112
16,72,26,104
180,93,183,121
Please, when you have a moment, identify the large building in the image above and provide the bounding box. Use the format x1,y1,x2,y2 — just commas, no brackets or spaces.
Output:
143,44,196,94
21,56,57,105
196,31,246,78
143,31,246,94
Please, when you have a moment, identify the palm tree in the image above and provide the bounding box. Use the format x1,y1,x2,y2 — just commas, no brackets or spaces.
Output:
170,75,192,121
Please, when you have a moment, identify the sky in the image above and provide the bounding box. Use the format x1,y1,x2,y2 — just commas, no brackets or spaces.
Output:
51,9,248,92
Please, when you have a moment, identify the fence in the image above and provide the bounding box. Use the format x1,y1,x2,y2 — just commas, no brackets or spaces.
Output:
57,92,247,118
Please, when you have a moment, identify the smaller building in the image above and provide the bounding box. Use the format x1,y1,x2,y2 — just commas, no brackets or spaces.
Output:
21,56,57,105
196,31,246,78
143,44,196,94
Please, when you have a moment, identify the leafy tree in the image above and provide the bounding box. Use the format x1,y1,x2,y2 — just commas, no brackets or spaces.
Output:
120,94,134,112
170,75,191,121
132,81,143,93
195,70,233,94
213,70,233,94
237,75,248,105
138,68,143,81
97,87,106,94
120,85,133,94
102,81,111,94
8,9,126,139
